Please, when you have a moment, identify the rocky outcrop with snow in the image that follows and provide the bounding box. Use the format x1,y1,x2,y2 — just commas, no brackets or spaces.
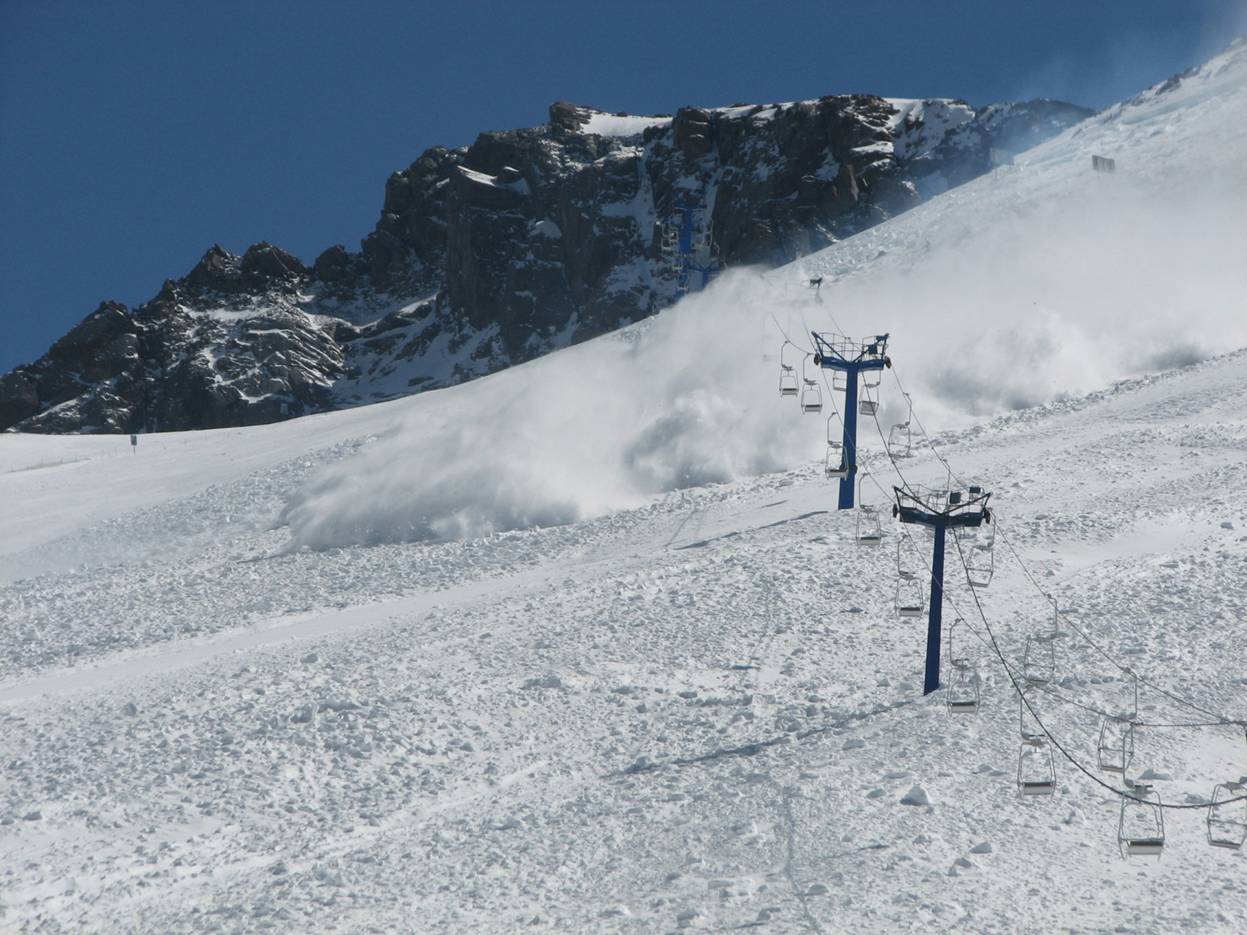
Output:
1,93,1089,433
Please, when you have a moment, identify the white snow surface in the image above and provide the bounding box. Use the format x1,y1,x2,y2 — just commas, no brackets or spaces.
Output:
582,111,673,137
2,41,1247,933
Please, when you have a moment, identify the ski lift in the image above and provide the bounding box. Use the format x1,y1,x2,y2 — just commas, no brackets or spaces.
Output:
887,393,913,459
800,357,823,414
779,366,798,397
895,576,925,618
832,370,848,392
1119,784,1165,858
963,520,995,588
1097,717,1136,774
894,538,924,616
946,614,969,664
1018,686,1044,741
1098,670,1138,773
856,471,883,546
859,383,879,417
1207,782,1247,849
946,659,980,714
896,537,919,580
1022,633,1055,685
1017,738,1057,796
824,417,847,479
779,342,799,397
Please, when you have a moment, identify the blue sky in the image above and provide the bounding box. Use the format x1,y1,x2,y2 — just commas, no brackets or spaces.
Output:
2,0,1243,373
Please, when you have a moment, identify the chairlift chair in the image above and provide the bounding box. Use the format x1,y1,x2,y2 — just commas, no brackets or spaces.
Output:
1017,738,1057,796
800,357,823,413
857,505,883,546
824,417,847,479
1097,717,1136,774
1018,687,1044,741
801,379,823,413
1207,782,1247,849
824,445,848,480
1119,784,1165,858
895,576,925,618
887,393,914,459
963,522,995,588
1047,596,1063,639
779,366,798,397
859,383,879,417
947,659,980,715
779,343,799,397
1022,634,1055,685
896,537,918,580
856,471,883,546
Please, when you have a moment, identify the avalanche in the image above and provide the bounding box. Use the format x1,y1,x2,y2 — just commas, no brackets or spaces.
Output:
2,39,1247,935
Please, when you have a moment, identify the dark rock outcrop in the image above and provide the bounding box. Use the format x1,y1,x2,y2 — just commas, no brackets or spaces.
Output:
2,92,1090,433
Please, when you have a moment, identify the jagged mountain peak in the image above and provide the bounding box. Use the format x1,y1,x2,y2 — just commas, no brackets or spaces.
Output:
182,241,309,297
2,82,1094,434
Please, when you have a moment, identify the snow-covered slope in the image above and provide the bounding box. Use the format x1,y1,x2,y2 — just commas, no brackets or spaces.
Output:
2,40,1247,934
3,329,1247,933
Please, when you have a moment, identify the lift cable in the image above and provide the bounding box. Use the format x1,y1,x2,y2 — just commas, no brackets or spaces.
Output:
795,295,1246,793
949,530,1247,810
992,523,1236,726
841,356,1247,806
1027,681,1247,732
876,356,1240,728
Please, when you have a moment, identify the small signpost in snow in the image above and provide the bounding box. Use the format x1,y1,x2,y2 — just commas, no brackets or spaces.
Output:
1092,154,1116,173
130,434,138,454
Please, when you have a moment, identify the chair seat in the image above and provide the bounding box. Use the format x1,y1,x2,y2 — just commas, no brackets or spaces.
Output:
1020,781,1055,795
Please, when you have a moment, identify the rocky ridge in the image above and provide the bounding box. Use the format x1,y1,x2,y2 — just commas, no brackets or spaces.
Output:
1,93,1090,433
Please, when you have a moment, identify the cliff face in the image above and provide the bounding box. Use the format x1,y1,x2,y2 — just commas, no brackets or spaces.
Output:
1,94,1090,433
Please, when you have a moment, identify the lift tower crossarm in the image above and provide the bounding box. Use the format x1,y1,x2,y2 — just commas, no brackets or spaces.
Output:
668,200,718,295
810,332,891,510
892,485,992,695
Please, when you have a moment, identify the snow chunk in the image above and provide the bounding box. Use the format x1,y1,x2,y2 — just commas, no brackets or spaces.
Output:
522,674,566,691
900,785,931,806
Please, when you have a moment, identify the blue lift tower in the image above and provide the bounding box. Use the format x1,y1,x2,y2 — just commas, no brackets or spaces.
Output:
810,332,891,510
662,201,718,295
893,485,992,695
